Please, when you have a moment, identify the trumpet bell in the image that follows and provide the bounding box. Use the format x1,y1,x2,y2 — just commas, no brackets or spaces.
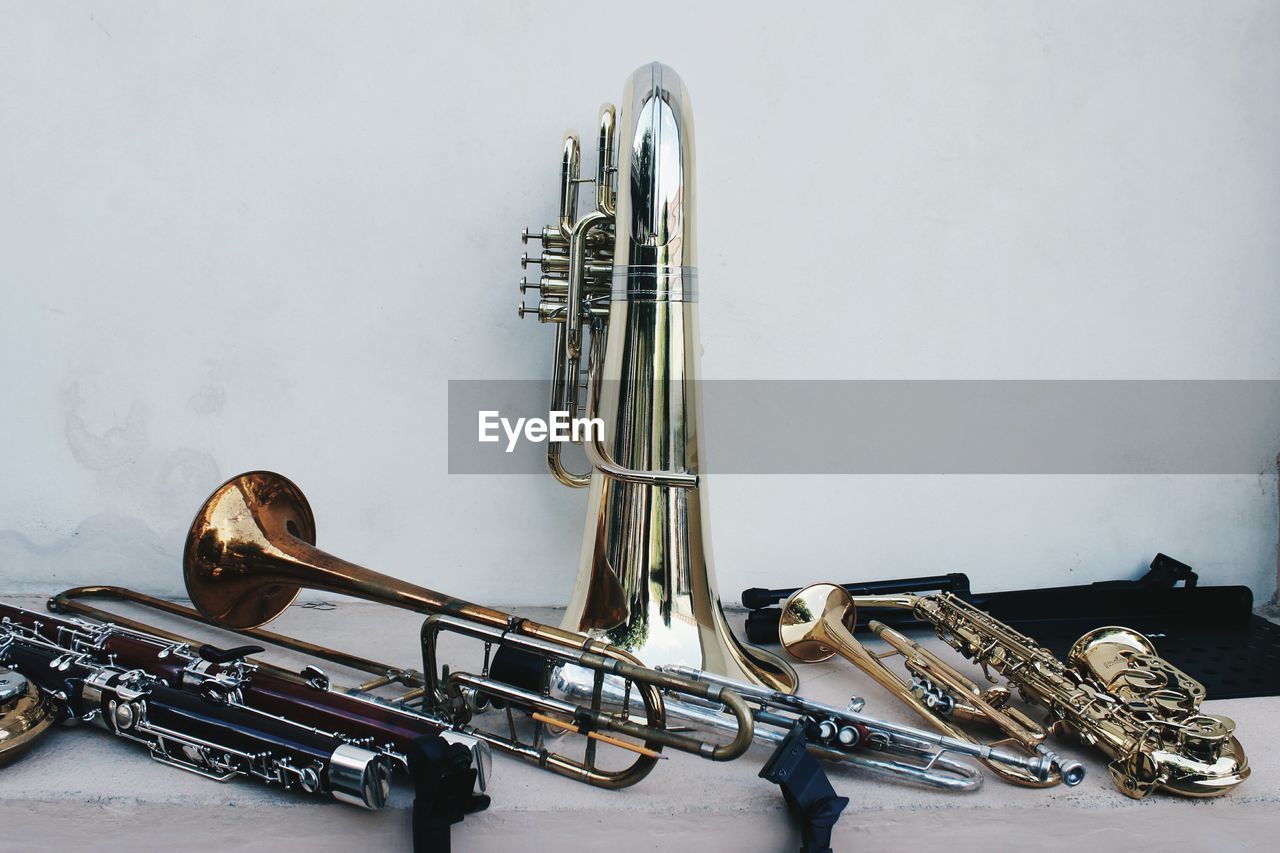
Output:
779,582,857,663
184,471,317,629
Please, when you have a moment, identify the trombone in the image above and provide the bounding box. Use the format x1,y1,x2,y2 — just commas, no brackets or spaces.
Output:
53,471,755,790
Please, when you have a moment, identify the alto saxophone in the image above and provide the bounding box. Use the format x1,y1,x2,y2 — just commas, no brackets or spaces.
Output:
866,591,1249,798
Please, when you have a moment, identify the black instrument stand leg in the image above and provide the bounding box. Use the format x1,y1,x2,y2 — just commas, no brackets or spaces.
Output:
759,720,850,853
408,734,492,853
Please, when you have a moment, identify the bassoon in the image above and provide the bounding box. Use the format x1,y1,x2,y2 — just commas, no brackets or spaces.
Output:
0,601,487,811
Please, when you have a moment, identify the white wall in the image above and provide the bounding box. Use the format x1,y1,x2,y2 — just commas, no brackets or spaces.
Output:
1,1,1277,605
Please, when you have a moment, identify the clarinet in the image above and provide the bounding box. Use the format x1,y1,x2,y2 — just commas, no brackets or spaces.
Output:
0,602,488,813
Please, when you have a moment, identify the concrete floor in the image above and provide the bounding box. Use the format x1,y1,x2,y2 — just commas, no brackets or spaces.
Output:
1,595,1275,852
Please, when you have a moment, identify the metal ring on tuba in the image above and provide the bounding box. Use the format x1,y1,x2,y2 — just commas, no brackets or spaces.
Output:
176,470,754,789
518,62,797,692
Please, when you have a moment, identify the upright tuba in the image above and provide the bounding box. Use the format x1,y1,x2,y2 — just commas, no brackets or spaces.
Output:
519,63,796,692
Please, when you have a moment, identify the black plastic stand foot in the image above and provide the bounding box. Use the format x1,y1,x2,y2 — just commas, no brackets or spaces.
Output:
759,720,849,853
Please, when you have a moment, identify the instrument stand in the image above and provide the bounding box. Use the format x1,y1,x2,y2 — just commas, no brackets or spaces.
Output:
407,735,491,853
759,720,849,853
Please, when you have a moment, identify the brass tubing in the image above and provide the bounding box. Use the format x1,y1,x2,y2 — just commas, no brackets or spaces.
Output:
50,585,422,687
870,621,1047,753
422,614,755,762
558,134,580,240
525,226,612,251
595,104,616,216
176,471,752,789
546,322,592,487
779,582,1067,787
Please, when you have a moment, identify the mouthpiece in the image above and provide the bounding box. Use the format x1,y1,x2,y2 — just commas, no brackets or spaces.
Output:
1058,756,1087,787
1037,744,1086,786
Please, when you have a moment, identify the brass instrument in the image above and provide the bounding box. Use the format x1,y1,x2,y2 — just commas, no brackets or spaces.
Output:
518,62,797,692
779,583,1083,788
552,660,1088,791
0,667,57,765
172,470,753,789
45,472,1031,799
781,582,1250,797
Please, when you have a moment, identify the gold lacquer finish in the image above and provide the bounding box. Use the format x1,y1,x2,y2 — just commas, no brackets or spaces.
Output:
518,62,796,693
779,583,1081,788
1064,625,1247,796
181,471,754,790
782,583,1249,798
0,669,57,766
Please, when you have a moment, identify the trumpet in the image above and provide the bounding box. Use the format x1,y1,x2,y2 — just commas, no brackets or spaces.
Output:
145,470,754,789
781,582,1250,797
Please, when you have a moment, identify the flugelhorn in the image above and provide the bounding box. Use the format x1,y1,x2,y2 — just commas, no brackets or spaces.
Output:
518,62,796,692
779,583,1082,788
174,470,752,789
782,582,1250,797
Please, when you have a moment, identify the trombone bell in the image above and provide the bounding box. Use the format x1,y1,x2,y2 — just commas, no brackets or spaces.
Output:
184,471,316,629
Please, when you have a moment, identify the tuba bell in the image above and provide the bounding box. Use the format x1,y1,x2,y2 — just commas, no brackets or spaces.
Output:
518,62,796,692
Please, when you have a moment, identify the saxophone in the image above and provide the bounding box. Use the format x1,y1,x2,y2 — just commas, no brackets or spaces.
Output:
875,592,1249,798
